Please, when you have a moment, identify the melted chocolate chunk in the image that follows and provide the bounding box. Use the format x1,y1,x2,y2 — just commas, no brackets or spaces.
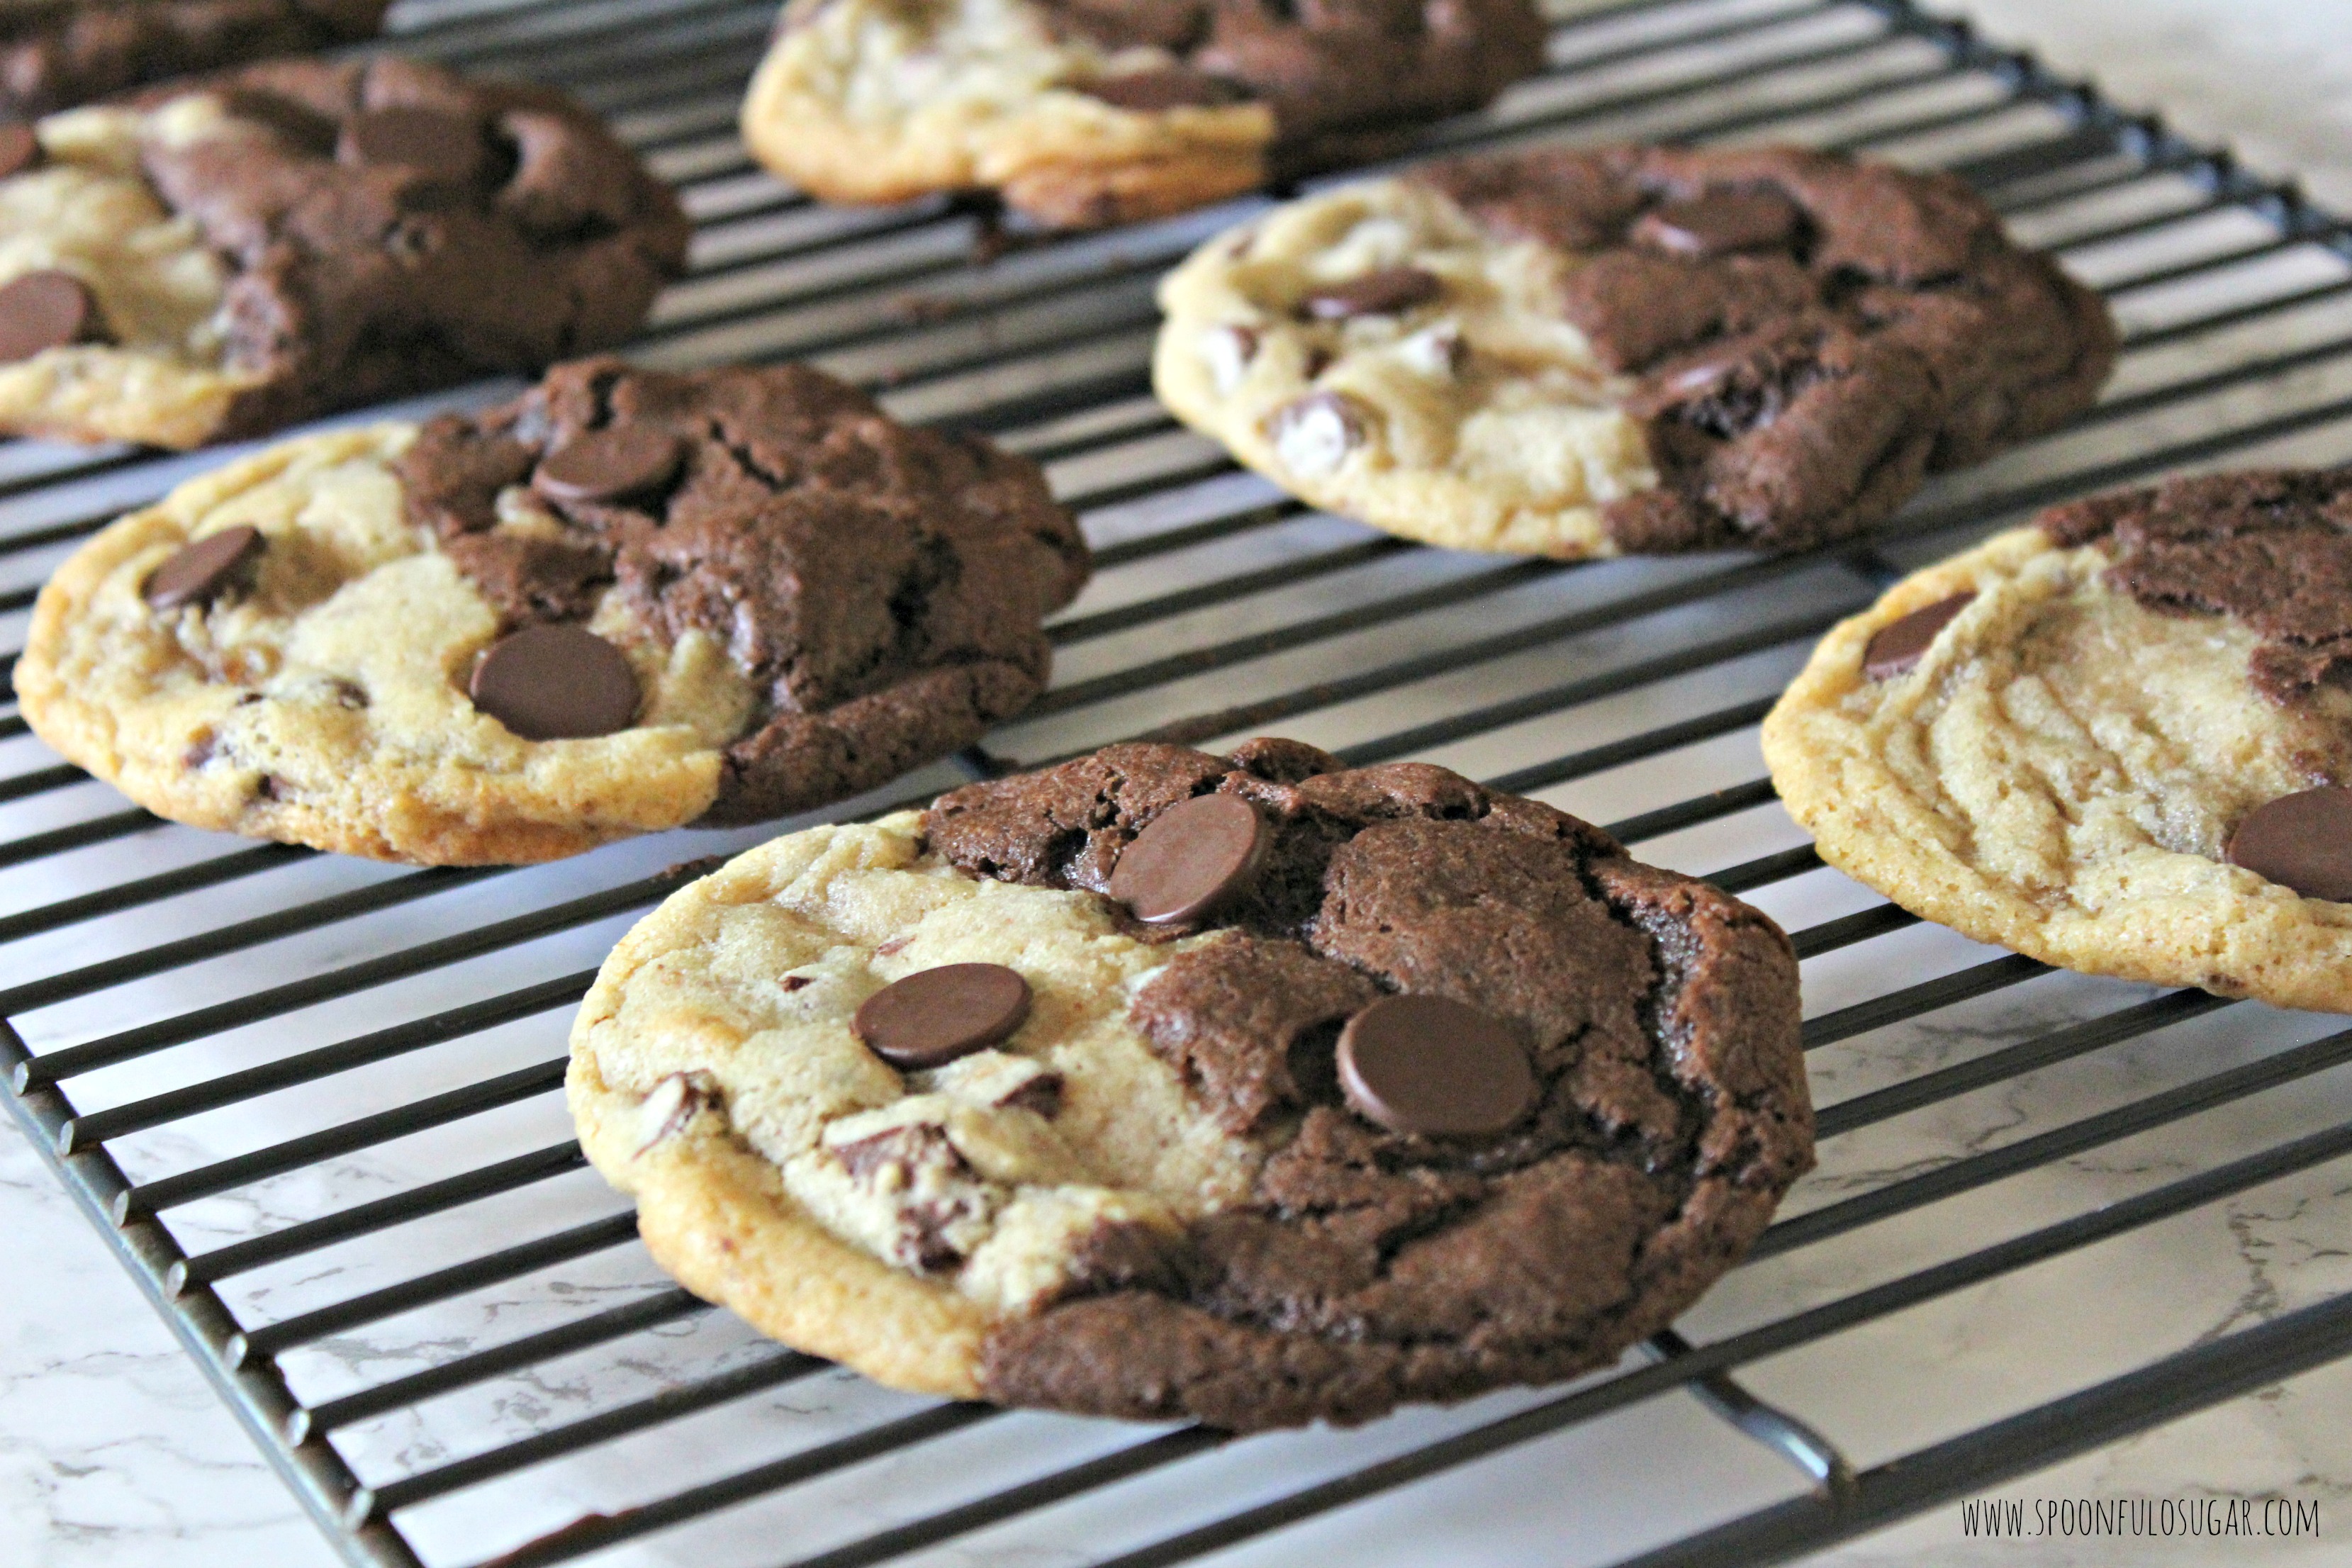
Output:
396,357,1088,822
122,55,686,440
337,106,485,182
1861,591,1976,680
534,427,683,505
928,740,1813,1431
145,526,264,611
1074,69,1249,113
0,269,101,362
1409,145,2116,554
1108,794,1270,924
468,625,639,741
2042,469,2352,706
0,123,40,179
0,2,390,122
1336,994,1535,1136
853,964,1034,1069
2227,788,2352,902
1297,267,1443,322
1039,0,1546,147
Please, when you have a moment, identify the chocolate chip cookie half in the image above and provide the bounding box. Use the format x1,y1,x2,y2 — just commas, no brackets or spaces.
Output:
16,357,1088,865
0,1,392,121
1762,470,2352,1014
739,0,1547,230
0,55,687,449
1154,143,2117,557
569,739,1812,1430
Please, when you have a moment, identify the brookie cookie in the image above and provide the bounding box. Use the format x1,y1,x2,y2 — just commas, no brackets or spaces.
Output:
16,357,1088,864
0,1,392,121
0,55,687,449
569,739,1813,1430
1154,143,2116,557
739,0,1547,230
1762,469,2352,1014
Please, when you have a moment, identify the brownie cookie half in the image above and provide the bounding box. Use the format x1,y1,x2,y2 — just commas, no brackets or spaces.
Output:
1155,143,2117,557
1763,469,2352,1014
569,740,1812,1430
16,357,1087,864
0,1,391,121
0,55,687,448
740,0,1547,230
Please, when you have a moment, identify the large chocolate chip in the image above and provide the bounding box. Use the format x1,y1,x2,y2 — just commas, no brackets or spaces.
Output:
1075,69,1248,113
145,526,264,611
468,625,640,740
534,427,685,505
1108,793,1270,924
1633,190,1805,258
0,123,41,180
1298,267,1444,322
1336,995,1535,1137
337,106,486,184
1861,591,1976,680
0,270,100,363
2226,788,2352,902
853,963,1033,1068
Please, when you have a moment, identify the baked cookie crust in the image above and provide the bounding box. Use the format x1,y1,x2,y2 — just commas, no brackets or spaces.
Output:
0,55,688,449
1154,144,2116,558
1763,470,2352,1014
739,0,1547,230
571,740,1813,1430
18,357,1087,864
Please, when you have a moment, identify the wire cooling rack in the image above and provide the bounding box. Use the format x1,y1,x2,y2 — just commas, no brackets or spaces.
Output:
4,0,2352,1564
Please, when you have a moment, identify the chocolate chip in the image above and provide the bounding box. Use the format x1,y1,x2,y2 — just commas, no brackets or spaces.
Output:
1861,591,1976,680
2226,788,2352,902
997,1072,1065,1119
0,123,41,180
337,106,486,184
1632,190,1805,258
1267,390,1365,478
0,269,101,362
634,1070,719,1155
1075,69,1248,113
1299,267,1443,322
468,624,640,740
1108,793,1270,924
1335,994,1535,1136
533,427,685,505
853,963,1033,1068
145,526,264,611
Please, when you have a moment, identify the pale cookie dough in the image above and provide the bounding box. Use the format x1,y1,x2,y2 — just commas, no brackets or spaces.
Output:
17,358,1087,865
740,0,1545,230
1762,471,2352,1014
1154,145,2115,558
0,55,685,448
573,740,1813,1431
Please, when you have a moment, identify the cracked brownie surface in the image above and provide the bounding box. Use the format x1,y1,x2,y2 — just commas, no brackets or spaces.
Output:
16,357,1087,865
739,0,1545,230
0,0,391,120
570,739,1812,1429
0,55,688,447
1154,143,2116,558
1764,469,2352,1014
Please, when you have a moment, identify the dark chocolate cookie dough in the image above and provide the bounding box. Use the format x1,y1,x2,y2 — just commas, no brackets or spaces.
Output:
0,0,390,120
2039,468,2352,704
926,739,1813,1430
399,357,1091,824
1413,144,2117,552
1044,0,1550,167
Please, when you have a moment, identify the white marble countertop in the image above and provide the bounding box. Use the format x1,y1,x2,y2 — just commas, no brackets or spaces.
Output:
5,4,2352,1566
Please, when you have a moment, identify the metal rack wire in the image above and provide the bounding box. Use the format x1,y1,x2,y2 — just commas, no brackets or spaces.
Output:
4,0,2351,1563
